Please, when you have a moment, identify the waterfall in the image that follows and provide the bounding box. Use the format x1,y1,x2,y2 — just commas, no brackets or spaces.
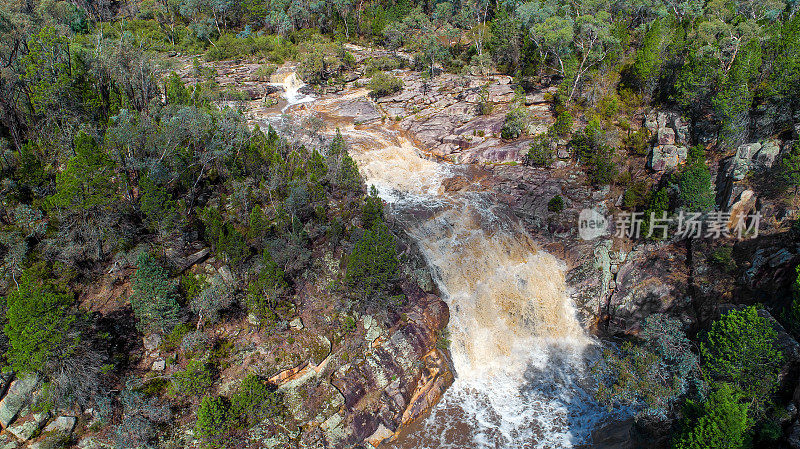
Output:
335,122,608,448
269,71,315,112
252,88,610,448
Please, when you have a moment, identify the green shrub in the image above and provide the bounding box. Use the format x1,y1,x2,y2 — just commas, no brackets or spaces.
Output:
131,252,180,335
621,179,649,210
547,195,565,213
196,395,230,448
173,359,215,396
526,135,554,167
345,223,399,307
245,249,288,320
3,270,77,375
599,95,621,118
674,383,750,449
364,57,404,76
367,71,403,99
709,246,736,272
228,375,283,428
624,128,651,156
255,64,277,81
587,147,618,186
594,314,701,419
678,146,715,212
501,108,528,140
477,84,493,115
701,306,782,409
552,111,573,136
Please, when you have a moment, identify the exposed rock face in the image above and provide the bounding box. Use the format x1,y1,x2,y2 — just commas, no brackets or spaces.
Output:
0,375,39,428
7,412,49,441
328,96,383,124
646,111,689,172
649,144,688,171
327,289,452,448
606,243,692,334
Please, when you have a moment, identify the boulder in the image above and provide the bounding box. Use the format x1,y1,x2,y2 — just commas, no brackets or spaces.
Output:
329,97,383,124
649,145,687,171
753,139,781,168
727,190,756,231
43,416,76,434
7,412,48,441
151,359,166,371
142,334,162,353
607,244,692,335
730,142,761,180
365,423,394,448
0,375,39,428
289,317,304,330
657,127,675,145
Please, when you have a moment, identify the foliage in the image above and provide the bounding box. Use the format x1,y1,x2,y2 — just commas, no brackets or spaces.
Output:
345,223,399,308
191,276,235,329
228,374,283,428
196,395,230,447
131,252,180,335
700,306,782,410
781,141,800,192
173,359,215,396
362,186,385,229
367,71,403,99
501,108,528,140
678,146,715,212
245,249,288,320
674,383,750,449
4,270,77,375
547,195,565,213
113,389,171,449
552,111,573,136
594,314,701,419
526,135,554,167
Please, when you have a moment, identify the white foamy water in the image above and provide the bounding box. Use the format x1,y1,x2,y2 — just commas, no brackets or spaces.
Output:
270,72,315,112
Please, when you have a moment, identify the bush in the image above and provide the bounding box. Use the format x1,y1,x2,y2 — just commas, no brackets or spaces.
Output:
3,270,77,375
228,375,283,428
701,306,782,409
476,84,493,115
345,223,399,307
594,314,701,419
364,57,404,76
526,135,554,167
367,71,403,99
674,383,750,449
196,395,230,448
552,111,573,136
245,249,288,320
678,146,716,212
548,195,565,213
501,108,528,140
130,252,180,335
173,359,215,396
624,128,651,156
587,147,618,186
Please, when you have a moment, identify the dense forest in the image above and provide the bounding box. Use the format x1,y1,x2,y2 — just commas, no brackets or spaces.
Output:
0,0,799,448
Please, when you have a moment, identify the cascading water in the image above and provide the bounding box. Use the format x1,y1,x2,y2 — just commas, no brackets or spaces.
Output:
257,89,610,448
332,119,609,448
269,71,316,112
